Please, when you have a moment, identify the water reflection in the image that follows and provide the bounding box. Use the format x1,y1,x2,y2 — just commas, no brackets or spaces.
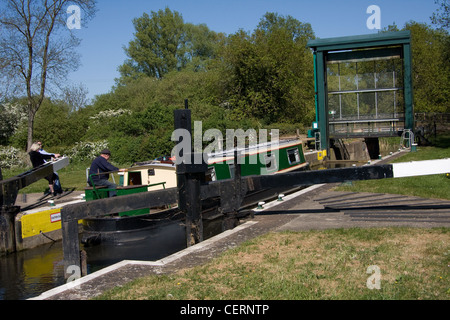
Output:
0,241,65,300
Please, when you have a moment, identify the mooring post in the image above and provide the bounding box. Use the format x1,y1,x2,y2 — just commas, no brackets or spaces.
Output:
0,169,19,255
174,100,207,247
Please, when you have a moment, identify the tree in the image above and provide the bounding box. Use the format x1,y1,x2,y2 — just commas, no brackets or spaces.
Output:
0,100,27,145
382,22,449,114
221,13,316,124
119,7,222,81
405,21,450,113
0,0,96,150
431,0,449,30
59,82,90,112
33,98,71,146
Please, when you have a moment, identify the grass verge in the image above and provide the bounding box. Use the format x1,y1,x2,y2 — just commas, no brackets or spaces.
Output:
335,144,450,200
95,227,449,300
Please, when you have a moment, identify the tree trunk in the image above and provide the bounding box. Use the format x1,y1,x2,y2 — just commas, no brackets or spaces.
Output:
26,104,36,151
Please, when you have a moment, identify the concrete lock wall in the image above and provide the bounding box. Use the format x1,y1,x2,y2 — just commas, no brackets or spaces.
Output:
330,139,371,161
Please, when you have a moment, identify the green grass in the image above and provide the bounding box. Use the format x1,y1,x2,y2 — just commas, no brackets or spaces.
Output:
336,138,450,200
95,227,450,300
337,174,450,200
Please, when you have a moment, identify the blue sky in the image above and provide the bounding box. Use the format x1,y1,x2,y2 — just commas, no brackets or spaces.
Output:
68,0,440,100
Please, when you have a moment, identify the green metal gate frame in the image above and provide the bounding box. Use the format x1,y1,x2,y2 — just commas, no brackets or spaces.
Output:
307,31,414,153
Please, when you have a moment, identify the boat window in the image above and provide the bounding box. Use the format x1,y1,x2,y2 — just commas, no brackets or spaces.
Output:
128,172,142,185
287,148,301,165
148,169,155,176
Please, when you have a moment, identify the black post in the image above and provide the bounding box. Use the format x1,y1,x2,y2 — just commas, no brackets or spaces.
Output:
221,150,243,230
0,206,19,255
174,100,207,247
174,104,191,215
61,209,81,279
185,171,203,246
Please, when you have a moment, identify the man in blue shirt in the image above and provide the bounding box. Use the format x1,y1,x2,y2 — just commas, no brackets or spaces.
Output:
88,149,126,197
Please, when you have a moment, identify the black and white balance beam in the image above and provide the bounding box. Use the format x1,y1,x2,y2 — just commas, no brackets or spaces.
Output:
243,158,450,190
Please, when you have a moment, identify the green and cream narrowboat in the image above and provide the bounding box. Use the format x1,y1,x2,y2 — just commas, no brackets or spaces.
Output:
207,139,308,181
120,139,308,187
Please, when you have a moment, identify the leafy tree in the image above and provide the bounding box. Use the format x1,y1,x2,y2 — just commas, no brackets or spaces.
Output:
405,22,449,113
221,13,316,125
431,0,449,30
119,7,222,81
33,99,71,147
119,8,185,80
382,22,449,114
106,103,177,164
0,0,96,150
0,100,27,145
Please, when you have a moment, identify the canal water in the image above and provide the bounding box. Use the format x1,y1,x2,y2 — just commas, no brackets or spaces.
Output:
0,220,188,300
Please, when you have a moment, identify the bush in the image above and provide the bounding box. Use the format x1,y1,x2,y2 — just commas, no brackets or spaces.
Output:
0,146,30,168
108,136,145,165
66,140,109,163
266,122,305,137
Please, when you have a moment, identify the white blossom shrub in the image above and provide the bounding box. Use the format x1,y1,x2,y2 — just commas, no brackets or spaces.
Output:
66,140,108,162
0,146,30,168
0,102,28,144
89,109,132,120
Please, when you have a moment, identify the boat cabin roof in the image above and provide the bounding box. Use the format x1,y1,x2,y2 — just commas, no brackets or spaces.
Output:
128,139,303,168
207,139,302,164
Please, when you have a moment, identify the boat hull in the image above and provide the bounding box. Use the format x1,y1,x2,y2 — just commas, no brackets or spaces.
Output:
81,208,183,246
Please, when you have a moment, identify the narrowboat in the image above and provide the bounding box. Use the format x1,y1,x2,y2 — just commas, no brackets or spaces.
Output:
207,139,308,180
81,139,308,245
119,138,308,187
